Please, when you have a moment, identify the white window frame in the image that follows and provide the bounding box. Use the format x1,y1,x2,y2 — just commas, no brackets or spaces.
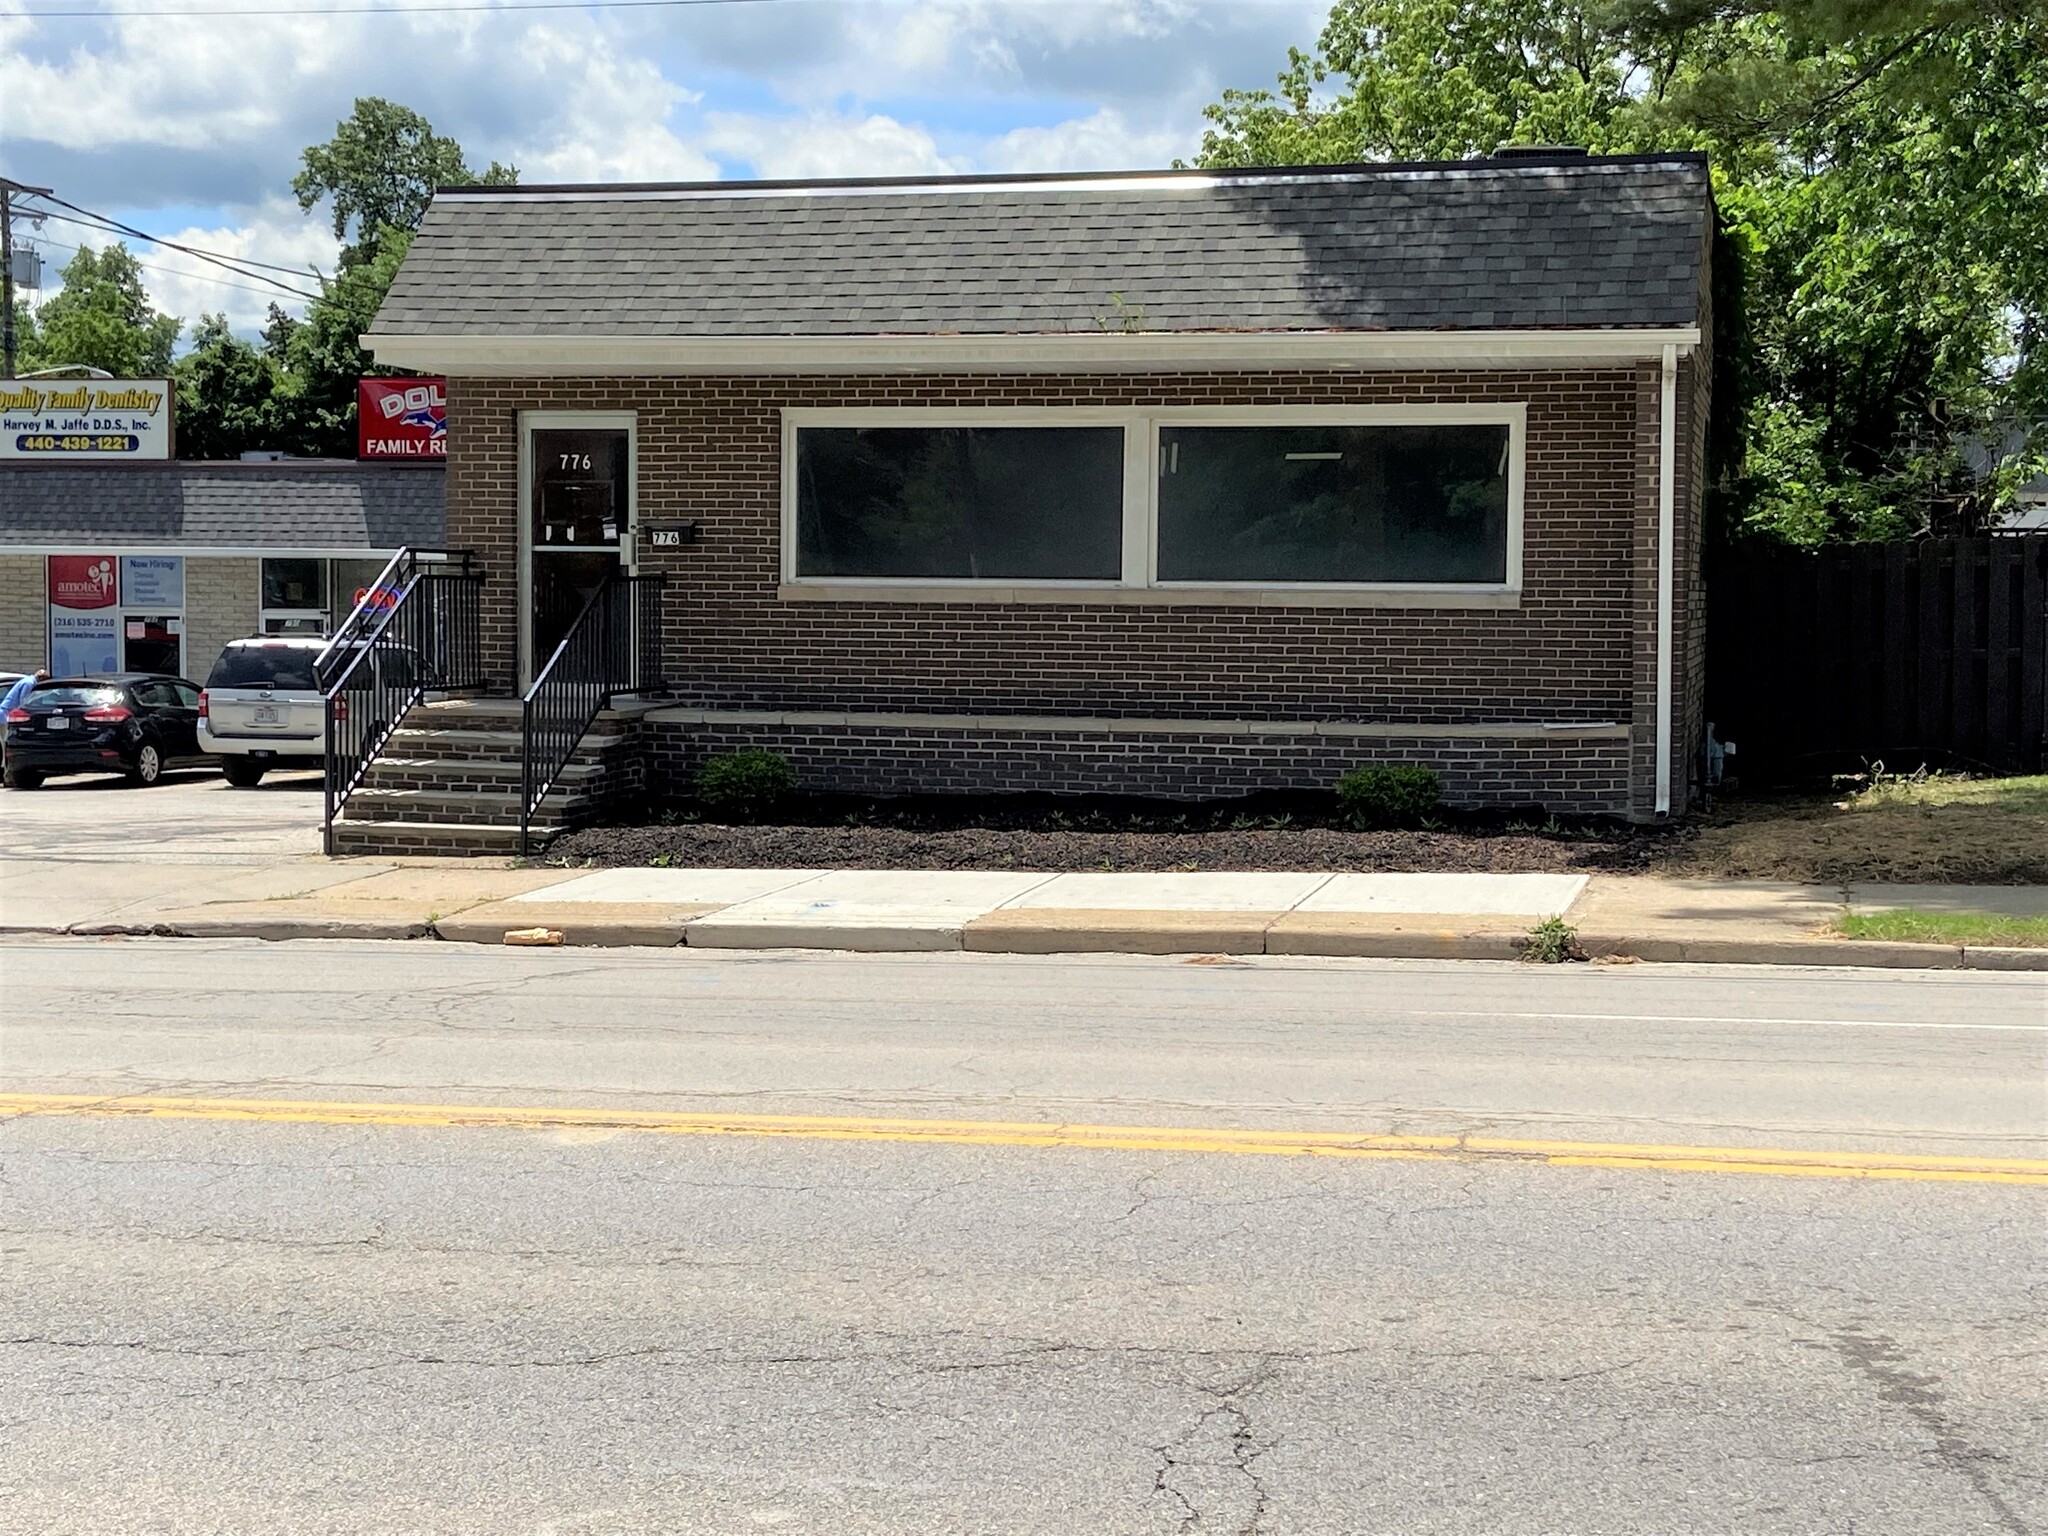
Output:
779,403,1525,607
518,409,638,689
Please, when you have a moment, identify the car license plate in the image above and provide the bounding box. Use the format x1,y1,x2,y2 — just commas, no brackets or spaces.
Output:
46,715,69,730
254,705,279,723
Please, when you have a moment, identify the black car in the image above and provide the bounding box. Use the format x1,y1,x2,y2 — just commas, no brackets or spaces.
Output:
3,673,211,789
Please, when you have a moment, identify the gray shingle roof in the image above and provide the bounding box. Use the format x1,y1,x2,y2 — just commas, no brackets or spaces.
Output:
0,461,444,549
374,156,1712,338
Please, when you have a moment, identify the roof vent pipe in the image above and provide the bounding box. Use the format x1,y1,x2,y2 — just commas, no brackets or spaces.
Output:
1492,145,1590,159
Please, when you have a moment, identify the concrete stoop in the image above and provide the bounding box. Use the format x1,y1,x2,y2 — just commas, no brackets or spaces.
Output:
332,697,647,857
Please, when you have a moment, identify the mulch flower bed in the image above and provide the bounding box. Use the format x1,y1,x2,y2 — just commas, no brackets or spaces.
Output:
544,796,1681,874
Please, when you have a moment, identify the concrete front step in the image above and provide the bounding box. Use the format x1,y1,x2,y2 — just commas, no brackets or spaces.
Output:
330,819,534,856
359,757,606,794
380,727,633,764
340,785,593,828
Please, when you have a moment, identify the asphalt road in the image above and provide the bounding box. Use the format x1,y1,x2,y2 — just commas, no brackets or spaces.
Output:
3,938,2044,1534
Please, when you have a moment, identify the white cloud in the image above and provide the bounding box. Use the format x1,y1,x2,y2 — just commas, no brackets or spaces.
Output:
983,109,1193,174
0,0,1331,345
703,111,962,181
507,25,715,183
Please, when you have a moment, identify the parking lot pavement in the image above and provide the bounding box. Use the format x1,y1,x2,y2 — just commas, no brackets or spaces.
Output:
0,767,327,863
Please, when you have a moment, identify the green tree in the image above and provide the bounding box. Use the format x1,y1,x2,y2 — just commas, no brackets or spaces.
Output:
1194,0,2046,541
263,227,417,458
172,314,278,459
293,97,517,266
20,244,181,376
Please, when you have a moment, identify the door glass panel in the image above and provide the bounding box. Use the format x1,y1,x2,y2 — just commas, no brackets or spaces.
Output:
123,616,183,676
533,429,628,549
529,427,630,675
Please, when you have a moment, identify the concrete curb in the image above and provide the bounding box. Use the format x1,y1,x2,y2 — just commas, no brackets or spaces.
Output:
6,915,2045,969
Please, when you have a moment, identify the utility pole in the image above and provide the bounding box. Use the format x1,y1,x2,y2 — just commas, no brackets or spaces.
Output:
1,176,54,380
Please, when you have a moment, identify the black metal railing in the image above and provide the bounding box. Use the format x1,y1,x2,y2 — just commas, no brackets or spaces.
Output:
321,549,485,853
520,573,667,852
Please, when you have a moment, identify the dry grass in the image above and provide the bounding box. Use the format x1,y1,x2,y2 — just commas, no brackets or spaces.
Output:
1665,773,2048,886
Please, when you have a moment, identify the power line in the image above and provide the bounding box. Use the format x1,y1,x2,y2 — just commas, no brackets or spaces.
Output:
32,235,318,306
26,193,324,301
29,207,327,280
22,0,801,17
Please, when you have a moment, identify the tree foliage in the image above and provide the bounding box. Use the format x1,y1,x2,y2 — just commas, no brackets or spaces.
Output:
15,244,181,377
164,102,512,458
292,96,516,265
1195,0,2048,541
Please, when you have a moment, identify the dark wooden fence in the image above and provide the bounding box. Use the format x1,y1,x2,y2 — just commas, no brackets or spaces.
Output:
1706,535,2048,782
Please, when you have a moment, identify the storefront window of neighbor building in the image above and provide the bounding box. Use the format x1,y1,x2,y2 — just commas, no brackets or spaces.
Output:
782,407,1524,593
259,558,399,636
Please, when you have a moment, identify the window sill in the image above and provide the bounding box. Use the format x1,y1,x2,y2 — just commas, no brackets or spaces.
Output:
777,583,1521,610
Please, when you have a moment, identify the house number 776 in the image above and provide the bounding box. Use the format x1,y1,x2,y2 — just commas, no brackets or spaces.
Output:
558,453,592,470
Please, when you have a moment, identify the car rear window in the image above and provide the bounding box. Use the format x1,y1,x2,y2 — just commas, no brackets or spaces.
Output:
206,648,320,690
27,685,124,708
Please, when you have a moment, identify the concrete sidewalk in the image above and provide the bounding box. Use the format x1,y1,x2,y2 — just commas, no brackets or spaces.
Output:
5,852,2045,968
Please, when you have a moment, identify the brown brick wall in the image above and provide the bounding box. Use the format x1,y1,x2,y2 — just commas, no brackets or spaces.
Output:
646,719,1631,814
447,368,1700,816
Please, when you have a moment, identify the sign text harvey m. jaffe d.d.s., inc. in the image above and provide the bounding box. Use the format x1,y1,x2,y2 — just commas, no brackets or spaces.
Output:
0,379,173,460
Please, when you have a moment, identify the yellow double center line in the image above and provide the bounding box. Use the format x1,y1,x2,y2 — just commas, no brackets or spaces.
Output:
2,1092,2043,1185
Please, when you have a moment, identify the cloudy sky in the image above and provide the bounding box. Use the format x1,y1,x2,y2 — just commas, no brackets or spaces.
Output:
0,0,1326,341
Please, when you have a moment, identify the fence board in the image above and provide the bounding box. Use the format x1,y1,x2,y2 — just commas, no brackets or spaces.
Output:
1707,535,2048,781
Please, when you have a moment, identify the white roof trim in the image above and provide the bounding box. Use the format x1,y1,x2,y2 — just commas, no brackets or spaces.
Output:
361,328,1702,377
431,161,1697,204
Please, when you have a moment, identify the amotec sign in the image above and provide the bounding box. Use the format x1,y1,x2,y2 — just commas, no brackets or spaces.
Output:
0,380,173,460
359,377,447,459
47,555,121,676
48,555,119,610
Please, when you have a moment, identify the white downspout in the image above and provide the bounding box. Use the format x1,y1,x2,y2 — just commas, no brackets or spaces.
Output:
1655,343,1677,816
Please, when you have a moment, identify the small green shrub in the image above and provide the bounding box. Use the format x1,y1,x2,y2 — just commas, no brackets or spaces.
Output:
1335,764,1442,828
694,749,797,820
1521,917,1586,964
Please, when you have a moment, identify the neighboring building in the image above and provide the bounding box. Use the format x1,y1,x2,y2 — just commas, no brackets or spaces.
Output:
363,151,1716,821
0,459,444,684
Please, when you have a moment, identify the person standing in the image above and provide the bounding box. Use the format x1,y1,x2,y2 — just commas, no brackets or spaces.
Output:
2,668,49,715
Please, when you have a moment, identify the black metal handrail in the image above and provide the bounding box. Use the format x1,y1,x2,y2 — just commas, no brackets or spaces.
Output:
322,550,485,854
520,573,667,853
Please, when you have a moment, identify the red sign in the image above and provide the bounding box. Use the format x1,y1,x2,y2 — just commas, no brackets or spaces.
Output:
358,377,447,460
48,554,119,609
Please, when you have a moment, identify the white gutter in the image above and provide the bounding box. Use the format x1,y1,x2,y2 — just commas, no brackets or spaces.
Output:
359,327,1701,377
1655,342,1677,816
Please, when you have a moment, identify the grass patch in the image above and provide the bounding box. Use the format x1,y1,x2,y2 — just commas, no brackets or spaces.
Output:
1668,773,2048,885
1519,916,1586,963
1835,909,2048,948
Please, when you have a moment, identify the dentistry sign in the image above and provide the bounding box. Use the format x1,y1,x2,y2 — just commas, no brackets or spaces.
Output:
0,379,173,460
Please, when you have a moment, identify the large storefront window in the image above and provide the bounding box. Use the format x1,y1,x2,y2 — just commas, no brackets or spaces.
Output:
781,409,1523,598
1155,423,1512,585
793,425,1124,582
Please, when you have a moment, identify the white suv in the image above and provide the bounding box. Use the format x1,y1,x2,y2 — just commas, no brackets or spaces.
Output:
199,638,328,786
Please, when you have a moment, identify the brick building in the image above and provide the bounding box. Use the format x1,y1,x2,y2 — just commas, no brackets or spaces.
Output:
0,460,443,684
364,152,1714,822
